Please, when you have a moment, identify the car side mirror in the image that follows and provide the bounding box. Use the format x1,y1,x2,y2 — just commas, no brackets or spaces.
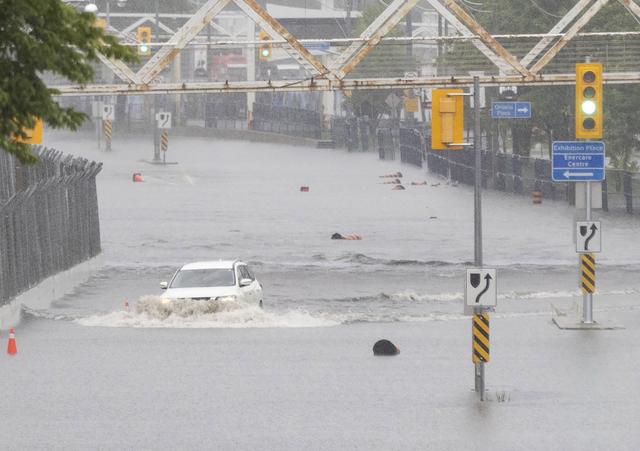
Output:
239,278,252,287
160,281,168,289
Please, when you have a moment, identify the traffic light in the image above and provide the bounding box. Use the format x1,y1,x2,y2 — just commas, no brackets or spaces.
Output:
431,89,464,150
137,26,152,56
575,62,602,139
258,30,272,61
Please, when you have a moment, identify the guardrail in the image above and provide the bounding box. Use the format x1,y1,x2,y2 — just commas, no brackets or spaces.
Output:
0,147,102,306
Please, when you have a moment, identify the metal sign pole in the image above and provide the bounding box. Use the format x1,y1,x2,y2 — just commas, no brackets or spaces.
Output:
583,181,594,324
474,76,483,267
473,75,485,400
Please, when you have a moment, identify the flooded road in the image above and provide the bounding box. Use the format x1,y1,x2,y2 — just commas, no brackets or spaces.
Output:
2,133,640,449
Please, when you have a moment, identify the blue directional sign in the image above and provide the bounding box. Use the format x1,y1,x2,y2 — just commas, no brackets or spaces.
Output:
552,141,605,182
491,101,532,119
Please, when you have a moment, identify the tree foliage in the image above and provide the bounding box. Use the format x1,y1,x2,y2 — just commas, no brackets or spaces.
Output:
0,0,136,163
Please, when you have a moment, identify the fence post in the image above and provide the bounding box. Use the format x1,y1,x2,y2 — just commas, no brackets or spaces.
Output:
623,171,633,214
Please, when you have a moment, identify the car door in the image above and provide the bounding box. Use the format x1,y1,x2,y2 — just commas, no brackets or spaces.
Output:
244,265,262,303
236,265,257,304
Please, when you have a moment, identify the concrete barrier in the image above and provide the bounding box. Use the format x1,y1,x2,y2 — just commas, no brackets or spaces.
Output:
0,255,103,330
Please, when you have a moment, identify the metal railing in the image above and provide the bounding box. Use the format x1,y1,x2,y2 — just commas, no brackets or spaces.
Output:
0,147,102,306
427,149,640,214
252,103,322,139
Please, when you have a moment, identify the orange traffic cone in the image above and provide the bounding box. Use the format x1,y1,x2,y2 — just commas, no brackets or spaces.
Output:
7,328,17,355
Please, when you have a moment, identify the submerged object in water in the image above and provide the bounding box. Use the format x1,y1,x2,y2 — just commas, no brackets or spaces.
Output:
373,339,400,356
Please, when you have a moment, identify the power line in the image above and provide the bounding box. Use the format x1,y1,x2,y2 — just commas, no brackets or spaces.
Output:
523,0,564,19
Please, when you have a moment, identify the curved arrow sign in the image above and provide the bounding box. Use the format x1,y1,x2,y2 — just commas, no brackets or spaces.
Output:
465,269,497,307
576,221,601,253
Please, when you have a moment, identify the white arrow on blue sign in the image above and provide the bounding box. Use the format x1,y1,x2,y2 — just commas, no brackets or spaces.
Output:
552,141,605,182
491,101,531,119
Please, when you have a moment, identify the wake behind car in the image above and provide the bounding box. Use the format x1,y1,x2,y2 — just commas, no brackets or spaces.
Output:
160,260,263,307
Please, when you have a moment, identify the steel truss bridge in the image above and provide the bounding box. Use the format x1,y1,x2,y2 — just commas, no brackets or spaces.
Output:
55,0,640,96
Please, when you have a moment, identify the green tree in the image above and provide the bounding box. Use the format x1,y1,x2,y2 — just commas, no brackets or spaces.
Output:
604,85,640,171
0,0,135,163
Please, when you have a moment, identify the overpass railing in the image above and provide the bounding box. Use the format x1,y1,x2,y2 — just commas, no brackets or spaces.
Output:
0,148,102,306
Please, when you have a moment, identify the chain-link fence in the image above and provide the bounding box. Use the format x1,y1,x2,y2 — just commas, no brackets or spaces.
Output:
426,149,640,214
0,147,102,306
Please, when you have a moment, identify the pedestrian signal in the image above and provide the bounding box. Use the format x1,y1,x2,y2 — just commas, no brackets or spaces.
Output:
431,89,464,150
576,63,602,139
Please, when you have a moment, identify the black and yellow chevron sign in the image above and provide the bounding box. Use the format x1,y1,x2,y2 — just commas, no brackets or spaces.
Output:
161,130,169,151
581,253,596,294
472,313,489,363
103,120,113,140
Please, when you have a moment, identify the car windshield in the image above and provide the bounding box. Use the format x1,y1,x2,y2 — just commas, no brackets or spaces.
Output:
170,268,235,288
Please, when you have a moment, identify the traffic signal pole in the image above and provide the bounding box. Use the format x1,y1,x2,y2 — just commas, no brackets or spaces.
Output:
575,58,601,324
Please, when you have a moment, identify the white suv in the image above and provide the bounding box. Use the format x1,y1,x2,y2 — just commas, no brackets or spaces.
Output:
160,260,263,307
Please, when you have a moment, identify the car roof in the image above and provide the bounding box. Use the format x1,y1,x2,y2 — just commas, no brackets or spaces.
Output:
180,260,241,270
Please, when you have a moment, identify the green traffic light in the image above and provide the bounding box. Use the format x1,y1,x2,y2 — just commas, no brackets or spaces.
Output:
581,100,597,115
261,48,270,57
140,44,149,53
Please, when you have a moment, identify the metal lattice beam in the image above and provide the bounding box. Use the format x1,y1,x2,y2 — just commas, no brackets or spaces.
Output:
329,0,419,79
54,72,640,96
440,0,533,78
618,0,640,18
231,0,337,80
521,0,593,68
425,0,514,75
136,0,232,85
55,0,640,94
96,53,141,84
530,0,611,74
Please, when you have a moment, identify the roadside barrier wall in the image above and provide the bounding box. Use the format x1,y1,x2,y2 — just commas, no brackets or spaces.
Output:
0,147,102,306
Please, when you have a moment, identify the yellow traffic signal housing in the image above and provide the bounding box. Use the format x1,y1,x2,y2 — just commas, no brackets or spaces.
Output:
137,26,152,56
13,118,43,145
258,30,272,61
431,89,464,150
576,62,602,139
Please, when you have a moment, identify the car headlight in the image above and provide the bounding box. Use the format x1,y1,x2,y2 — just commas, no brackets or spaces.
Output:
161,298,173,305
215,295,237,302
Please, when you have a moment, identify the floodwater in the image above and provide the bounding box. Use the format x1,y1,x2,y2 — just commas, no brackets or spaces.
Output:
1,133,639,450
